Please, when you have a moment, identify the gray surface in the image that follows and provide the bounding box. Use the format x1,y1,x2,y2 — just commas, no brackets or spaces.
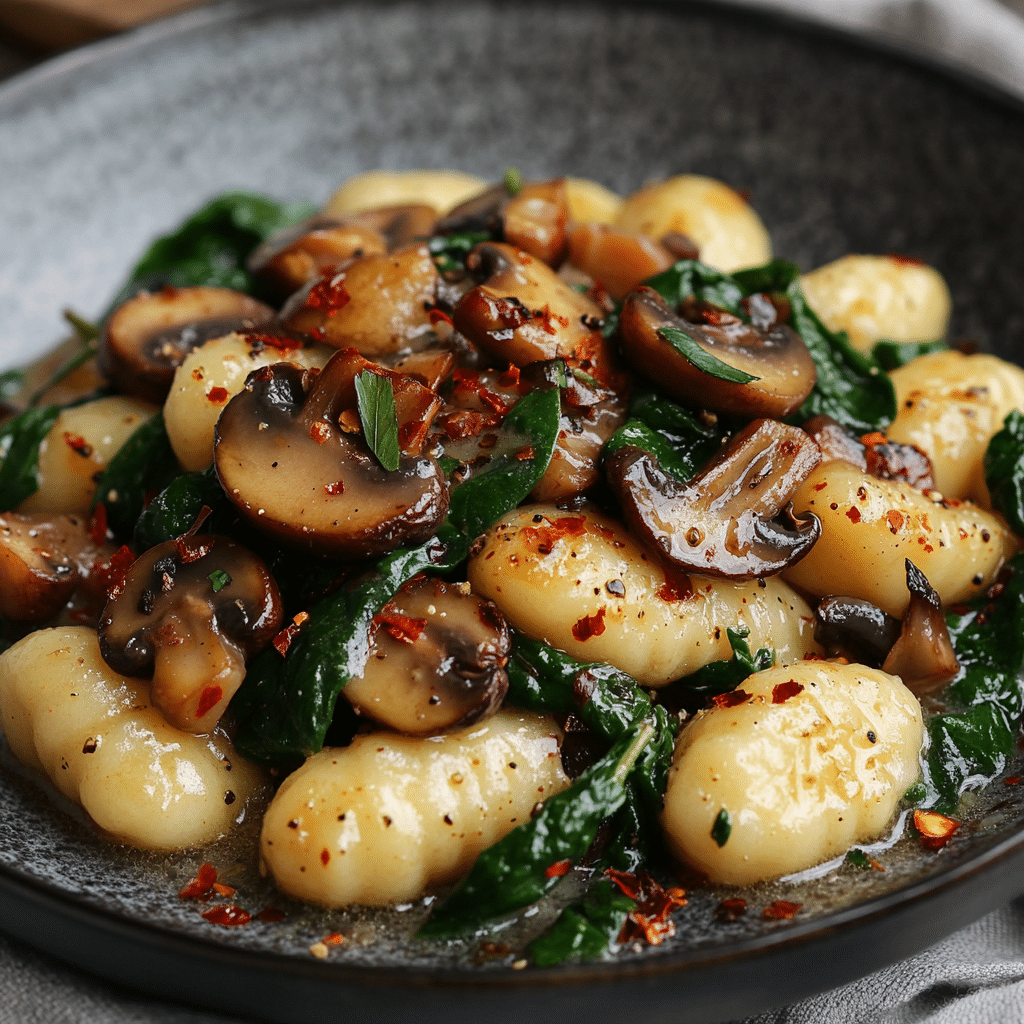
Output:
2,0,1024,1022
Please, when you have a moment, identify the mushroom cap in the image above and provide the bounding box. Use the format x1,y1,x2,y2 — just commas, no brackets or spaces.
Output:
100,286,274,404
617,286,816,419
343,576,510,736
214,361,449,559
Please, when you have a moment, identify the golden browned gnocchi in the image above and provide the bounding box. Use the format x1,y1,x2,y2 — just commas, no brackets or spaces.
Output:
784,460,1018,616
0,627,265,849
259,709,567,907
886,350,1024,505
324,168,488,217
661,661,923,885
799,254,952,354
467,504,820,686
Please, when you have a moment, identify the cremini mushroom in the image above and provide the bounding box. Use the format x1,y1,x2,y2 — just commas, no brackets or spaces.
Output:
453,241,608,372
214,358,449,559
97,534,283,733
343,576,510,735
100,286,274,404
814,596,902,665
617,285,816,418
0,512,112,622
605,418,822,579
566,223,676,301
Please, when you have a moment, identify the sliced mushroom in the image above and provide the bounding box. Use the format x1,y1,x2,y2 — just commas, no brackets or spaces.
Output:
0,512,112,622
617,285,816,418
605,419,822,579
98,535,283,733
343,577,510,735
882,559,959,694
453,242,608,373
278,243,440,356
814,596,902,665
566,223,675,301
214,360,449,559
100,286,274,404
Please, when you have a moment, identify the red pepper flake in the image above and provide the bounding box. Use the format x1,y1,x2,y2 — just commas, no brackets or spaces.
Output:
763,900,801,920
712,689,751,709
242,331,303,353
206,386,229,405
715,898,747,922
192,369,204,382
179,862,218,900
88,502,108,545
322,932,345,946
324,480,345,496
771,680,804,704
195,685,223,720
272,611,311,657
202,904,252,927
374,606,428,645
534,304,569,335
97,544,137,598
212,882,235,898
514,445,535,461
846,506,862,523
309,421,332,444
256,906,286,923
813,481,828,491
62,431,93,457
304,273,351,315
914,809,960,850
427,308,454,328
572,608,607,642
607,869,687,946
1005,776,1021,786
174,506,213,564
544,859,572,879
887,509,905,534
497,365,521,388
658,570,693,603
860,432,887,448
320,848,330,866
887,253,925,267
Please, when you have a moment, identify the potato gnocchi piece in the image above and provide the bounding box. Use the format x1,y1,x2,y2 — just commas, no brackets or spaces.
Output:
0,627,264,850
661,661,923,885
887,350,1024,505
467,505,820,687
259,709,567,907
324,169,488,217
784,460,1017,617
564,177,622,225
18,396,157,514
799,254,952,354
163,331,331,471
614,174,772,272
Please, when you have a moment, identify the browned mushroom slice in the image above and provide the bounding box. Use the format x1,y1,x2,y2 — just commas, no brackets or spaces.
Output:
98,535,283,733
0,512,111,622
453,242,608,373
606,419,822,579
278,243,440,356
343,577,510,735
814,596,902,665
100,286,274,404
617,286,816,418
566,223,675,301
882,559,959,694
214,361,449,559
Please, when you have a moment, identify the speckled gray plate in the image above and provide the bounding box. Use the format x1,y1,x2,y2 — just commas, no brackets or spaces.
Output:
2,1,1024,1022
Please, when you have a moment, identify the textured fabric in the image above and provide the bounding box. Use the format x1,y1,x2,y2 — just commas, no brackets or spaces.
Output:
1,1,1023,1023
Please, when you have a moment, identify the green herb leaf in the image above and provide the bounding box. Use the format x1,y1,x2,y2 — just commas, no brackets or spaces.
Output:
845,849,872,870
134,465,232,550
677,626,776,700
871,338,948,372
428,230,492,275
526,878,634,966
503,166,523,196
711,808,732,847
984,410,1024,536
0,404,61,510
208,569,232,593
354,371,400,472
658,325,759,384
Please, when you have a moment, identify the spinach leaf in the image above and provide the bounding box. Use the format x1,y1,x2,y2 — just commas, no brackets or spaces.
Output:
676,626,776,699
526,878,634,967
428,231,491,275
134,465,233,550
105,192,316,313
92,414,180,540
985,410,1024,536
920,552,1024,813
231,388,561,763
0,405,61,510
658,326,758,384
417,720,657,939
871,338,948,372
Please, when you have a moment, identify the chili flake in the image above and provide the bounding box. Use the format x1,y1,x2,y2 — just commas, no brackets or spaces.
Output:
88,502,108,545
179,862,218,900
544,859,572,879
206,386,229,404
715,898,747,921
571,608,607,642
763,900,801,920
62,431,92,457
913,809,960,850
304,273,351,314
202,904,252,927
712,690,750,709
771,680,803,704
374,607,427,645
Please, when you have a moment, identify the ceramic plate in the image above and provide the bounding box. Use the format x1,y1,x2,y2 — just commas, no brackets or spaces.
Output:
2,2,1024,1022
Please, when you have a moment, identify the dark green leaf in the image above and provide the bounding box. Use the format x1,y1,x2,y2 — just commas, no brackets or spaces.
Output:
711,808,732,847
417,721,656,938
526,878,634,966
920,552,1024,812
91,414,179,540
503,167,523,196
105,191,316,313
985,410,1024,536
428,231,492,274
677,626,776,699
208,569,232,593
0,405,61,510
134,465,232,550
657,326,759,384
845,849,872,869
871,338,948,372
354,372,400,472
